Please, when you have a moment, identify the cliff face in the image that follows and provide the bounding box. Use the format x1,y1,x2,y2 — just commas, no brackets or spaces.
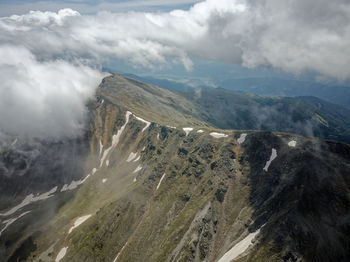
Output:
2,74,350,262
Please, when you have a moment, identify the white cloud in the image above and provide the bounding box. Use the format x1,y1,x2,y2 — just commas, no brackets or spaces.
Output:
0,45,104,139
0,0,349,138
1,0,349,80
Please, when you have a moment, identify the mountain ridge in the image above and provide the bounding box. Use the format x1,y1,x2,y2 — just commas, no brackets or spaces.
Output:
1,73,349,262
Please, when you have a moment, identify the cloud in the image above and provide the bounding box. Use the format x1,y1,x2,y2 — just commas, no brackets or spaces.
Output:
0,45,104,139
0,0,349,138
1,0,349,79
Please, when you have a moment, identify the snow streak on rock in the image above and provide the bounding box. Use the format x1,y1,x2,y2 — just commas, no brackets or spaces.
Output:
217,226,262,262
183,127,193,136
237,133,247,144
0,187,57,217
156,173,166,190
68,215,92,234
133,115,151,132
55,247,68,262
210,132,228,138
263,149,277,172
0,211,31,236
100,111,132,167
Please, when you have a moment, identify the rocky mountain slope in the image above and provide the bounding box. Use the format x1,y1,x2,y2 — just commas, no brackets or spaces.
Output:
1,74,350,262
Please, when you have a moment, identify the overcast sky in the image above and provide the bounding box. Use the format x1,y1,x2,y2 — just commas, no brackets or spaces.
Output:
0,0,349,139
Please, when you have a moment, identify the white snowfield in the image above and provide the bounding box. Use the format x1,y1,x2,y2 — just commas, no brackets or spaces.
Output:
197,130,204,133
133,155,140,162
55,247,68,262
263,149,278,172
100,111,132,167
0,211,31,236
126,152,137,162
237,133,247,144
217,227,262,262
102,178,107,183
157,133,160,140
183,127,193,136
210,132,228,138
288,140,297,147
156,173,166,190
68,215,92,234
133,165,142,174
133,114,151,132
0,187,57,217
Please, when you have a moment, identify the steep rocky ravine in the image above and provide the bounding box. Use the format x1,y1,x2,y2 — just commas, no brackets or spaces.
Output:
1,74,350,262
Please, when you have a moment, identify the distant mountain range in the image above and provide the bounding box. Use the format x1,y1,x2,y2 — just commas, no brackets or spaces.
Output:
218,77,350,109
124,73,350,109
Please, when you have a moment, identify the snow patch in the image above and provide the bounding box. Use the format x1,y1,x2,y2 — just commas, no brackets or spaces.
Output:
133,177,137,183
61,181,80,192
142,146,146,151
197,130,204,133
133,114,151,132
237,133,247,144
68,215,92,234
263,149,277,172
210,132,228,138
0,187,57,217
55,247,68,262
288,140,297,147
156,173,166,190
100,111,132,167
61,174,90,192
0,211,30,236
183,127,193,136
217,227,262,262
81,174,90,183
166,125,176,129
92,168,97,175
133,165,142,174
126,152,137,162
133,155,140,162
102,178,107,183
99,140,103,157
157,133,160,140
